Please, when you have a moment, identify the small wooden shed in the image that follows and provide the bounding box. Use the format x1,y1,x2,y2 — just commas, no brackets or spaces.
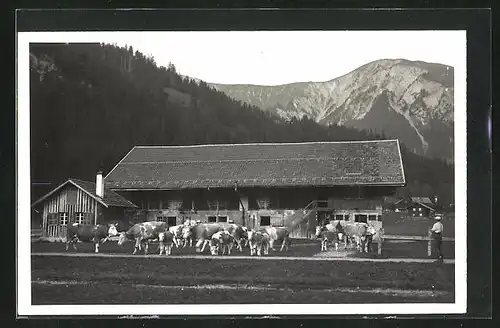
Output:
31,173,138,238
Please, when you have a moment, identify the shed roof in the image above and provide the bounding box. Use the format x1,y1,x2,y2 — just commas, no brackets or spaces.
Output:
31,178,138,208
105,140,406,190
410,197,435,210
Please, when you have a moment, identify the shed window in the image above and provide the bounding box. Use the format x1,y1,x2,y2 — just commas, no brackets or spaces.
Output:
354,214,368,223
218,216,228,223
260,216,271,226
47,213,58,225
59,212,68,226
208,216,217,223
75,212,92,224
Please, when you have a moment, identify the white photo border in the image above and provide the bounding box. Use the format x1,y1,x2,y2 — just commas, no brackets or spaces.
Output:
16,31,467,316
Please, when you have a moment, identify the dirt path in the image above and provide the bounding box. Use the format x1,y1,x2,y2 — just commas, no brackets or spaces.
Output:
31,279,451,298
31,252,455,264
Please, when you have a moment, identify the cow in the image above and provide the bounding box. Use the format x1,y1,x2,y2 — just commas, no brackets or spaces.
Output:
158,231,175,255
65,222,119,253
117,221,167,255
181,220,198,247
247,230,270,256
168,225,184,248
343,222,375,252
224,224,249,252
315,222,345,251
361,224,377,253
259,226,290,252
209,230,235,256
182,223,224,253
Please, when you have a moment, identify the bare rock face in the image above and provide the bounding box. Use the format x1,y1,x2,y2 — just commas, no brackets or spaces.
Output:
210,59,454,162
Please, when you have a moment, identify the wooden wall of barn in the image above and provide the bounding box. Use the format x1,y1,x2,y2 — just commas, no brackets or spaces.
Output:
41,184,101,237
115,185,398,237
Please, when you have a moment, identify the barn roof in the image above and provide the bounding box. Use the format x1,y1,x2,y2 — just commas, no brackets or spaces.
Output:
31,178,138,208
105,140,406,190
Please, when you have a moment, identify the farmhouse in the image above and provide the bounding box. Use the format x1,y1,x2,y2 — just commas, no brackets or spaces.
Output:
104,140,406,237
32,173,138,238
407,197,436,218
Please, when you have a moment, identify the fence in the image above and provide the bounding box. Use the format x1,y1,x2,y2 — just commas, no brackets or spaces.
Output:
381,232,455,257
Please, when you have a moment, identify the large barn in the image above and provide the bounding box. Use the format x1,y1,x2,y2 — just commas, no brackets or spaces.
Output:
104,140,406,238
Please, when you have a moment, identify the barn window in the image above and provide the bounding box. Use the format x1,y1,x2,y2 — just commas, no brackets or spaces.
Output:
208,216,217,223
419,207,422,212
156,216,167,222
59,212,68,225
413,208,416,212
260,216,271,226
335,214,344,221
354,214,368,223
218,216,228,223
368,214,378,221
167,217,177,227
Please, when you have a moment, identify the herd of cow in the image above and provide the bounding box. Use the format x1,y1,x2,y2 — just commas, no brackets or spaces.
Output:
64,219,380,256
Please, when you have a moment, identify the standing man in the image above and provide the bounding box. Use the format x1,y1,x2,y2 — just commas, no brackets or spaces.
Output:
430,215,444,262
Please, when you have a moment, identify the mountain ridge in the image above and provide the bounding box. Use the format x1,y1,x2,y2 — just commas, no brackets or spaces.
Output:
208,58,454,162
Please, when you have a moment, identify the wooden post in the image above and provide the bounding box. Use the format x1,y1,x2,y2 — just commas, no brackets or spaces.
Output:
427,231,432,257
378,228,384,255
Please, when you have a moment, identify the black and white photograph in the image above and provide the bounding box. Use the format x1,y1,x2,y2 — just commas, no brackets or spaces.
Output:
17,25,467,316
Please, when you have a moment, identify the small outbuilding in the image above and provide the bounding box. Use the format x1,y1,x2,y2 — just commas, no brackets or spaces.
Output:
31,172,138,238
407,197,435,218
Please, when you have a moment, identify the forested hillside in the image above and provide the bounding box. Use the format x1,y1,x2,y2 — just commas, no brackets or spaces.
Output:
29,43,454,206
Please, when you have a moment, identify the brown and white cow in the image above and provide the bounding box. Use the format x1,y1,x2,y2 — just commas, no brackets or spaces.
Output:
183,223,224,253
247,230,270,256
315,222,345,251
168,225,184,248
158,231,175,255
343,222,376,252
65,222,119,253
259,226,290,252
209,230,235,256
117,221,167,255
224,224,248,252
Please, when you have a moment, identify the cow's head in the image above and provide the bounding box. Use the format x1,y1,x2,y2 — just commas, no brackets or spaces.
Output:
209,237,219,255
315,225,323,238
117,232,127,247
108,223,119,236
182,226,192,240
247,230,255,242
368,225,377,235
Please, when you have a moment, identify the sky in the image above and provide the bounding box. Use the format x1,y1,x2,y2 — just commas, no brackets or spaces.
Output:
28,30,465,86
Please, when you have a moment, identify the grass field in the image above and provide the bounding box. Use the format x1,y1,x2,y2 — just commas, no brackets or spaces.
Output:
31,256,455,304
31,237,455,260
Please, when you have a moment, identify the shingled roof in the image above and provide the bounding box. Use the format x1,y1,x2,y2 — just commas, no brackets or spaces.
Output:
32,178,138,208
105,140,406,190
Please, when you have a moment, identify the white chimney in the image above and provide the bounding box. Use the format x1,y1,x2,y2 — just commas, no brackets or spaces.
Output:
96,170,104,198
